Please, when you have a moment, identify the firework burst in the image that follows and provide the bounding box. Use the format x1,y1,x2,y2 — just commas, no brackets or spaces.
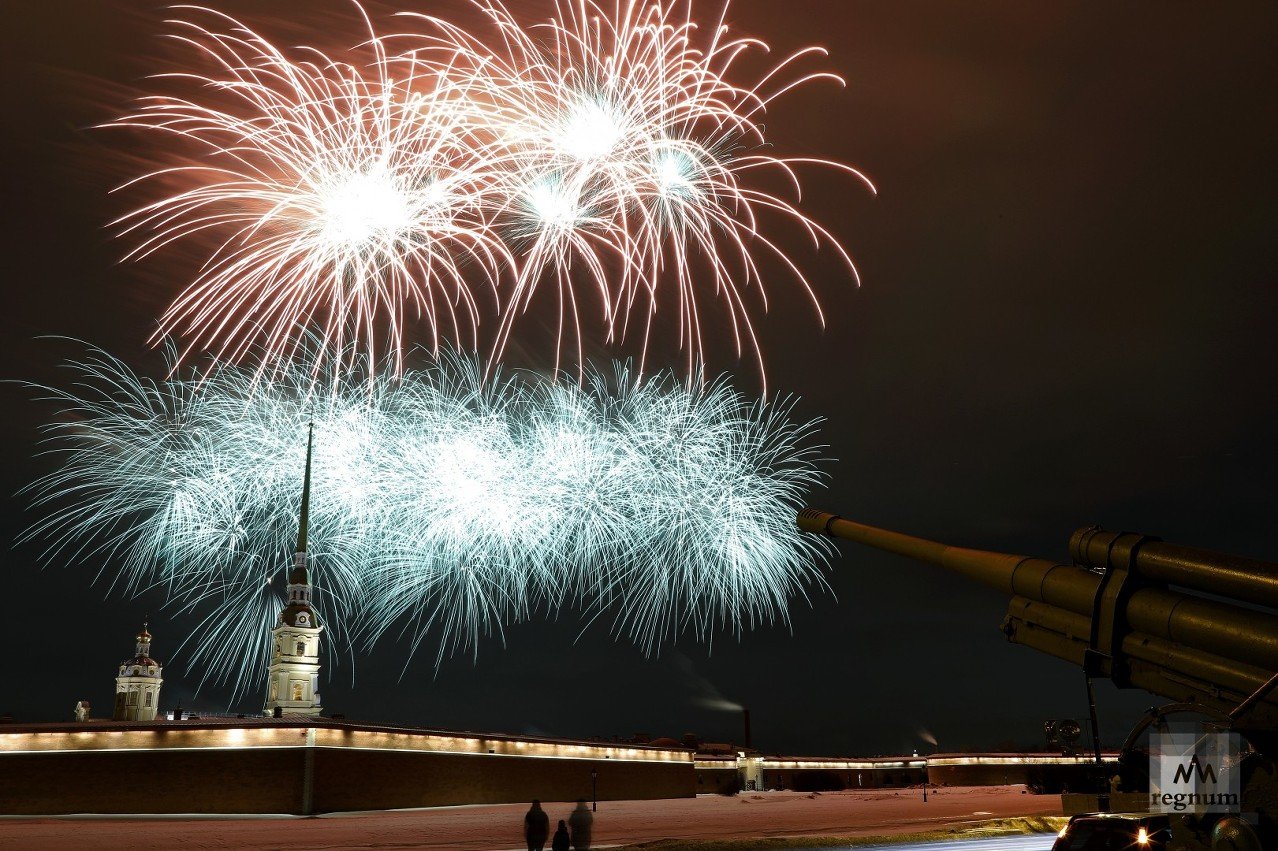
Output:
109,5,513,376
112,1,872,385
435,0,877,383
23,345,832,687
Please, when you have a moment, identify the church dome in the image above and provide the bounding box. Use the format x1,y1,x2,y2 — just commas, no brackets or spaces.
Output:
288,564,309,585
649,737,684,749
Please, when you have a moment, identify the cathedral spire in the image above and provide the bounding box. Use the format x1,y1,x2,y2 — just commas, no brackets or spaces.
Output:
285,423,317,603
296,422,313,556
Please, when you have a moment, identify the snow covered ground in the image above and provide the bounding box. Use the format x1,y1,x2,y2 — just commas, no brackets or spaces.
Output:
0,785,1060,850
817,832,1057,851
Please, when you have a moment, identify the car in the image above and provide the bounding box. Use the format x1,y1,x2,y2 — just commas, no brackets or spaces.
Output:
1052,812,1171,850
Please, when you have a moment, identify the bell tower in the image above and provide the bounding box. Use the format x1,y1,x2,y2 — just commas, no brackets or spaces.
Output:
114,621,163,721
264,424,323,717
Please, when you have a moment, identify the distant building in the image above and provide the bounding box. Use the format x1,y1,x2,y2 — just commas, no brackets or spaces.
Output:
112,623,162,721
263,424,323,717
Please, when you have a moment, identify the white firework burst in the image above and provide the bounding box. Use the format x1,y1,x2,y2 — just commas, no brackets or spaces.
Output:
109,5,512,376
112,1,873,386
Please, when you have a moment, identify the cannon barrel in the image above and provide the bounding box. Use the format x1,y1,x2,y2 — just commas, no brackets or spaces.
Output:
797,508,1278,726
1070,526,1278,610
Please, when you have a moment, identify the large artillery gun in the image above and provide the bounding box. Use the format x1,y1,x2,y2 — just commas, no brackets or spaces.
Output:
797,508,1278,849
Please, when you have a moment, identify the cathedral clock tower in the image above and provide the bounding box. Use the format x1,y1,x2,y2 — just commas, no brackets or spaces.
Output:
264,424,323,717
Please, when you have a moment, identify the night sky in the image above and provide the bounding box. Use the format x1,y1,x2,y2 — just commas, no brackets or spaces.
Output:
3,2,1278,758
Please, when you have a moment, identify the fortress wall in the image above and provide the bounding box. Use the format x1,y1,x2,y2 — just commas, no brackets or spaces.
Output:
0,722,694,815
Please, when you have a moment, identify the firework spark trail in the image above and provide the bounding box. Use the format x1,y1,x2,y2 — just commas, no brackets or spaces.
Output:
113,1,873,385
23,346,832,685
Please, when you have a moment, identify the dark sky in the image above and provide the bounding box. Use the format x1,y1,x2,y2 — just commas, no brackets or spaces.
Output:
2,1,1278,757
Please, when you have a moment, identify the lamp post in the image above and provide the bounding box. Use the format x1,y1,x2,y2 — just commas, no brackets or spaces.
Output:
591,767,598,812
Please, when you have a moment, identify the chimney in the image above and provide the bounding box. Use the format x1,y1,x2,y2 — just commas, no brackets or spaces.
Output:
742,708,752,749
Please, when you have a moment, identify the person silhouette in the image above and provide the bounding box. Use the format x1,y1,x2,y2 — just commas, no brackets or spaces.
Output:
551,819,571,851
525,800,550,851
568,799,594,849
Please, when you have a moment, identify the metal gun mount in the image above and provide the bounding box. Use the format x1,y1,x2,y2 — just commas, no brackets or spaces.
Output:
798,508,1278,847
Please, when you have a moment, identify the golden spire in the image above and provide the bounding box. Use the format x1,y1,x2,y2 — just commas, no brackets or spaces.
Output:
296,422,313,555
